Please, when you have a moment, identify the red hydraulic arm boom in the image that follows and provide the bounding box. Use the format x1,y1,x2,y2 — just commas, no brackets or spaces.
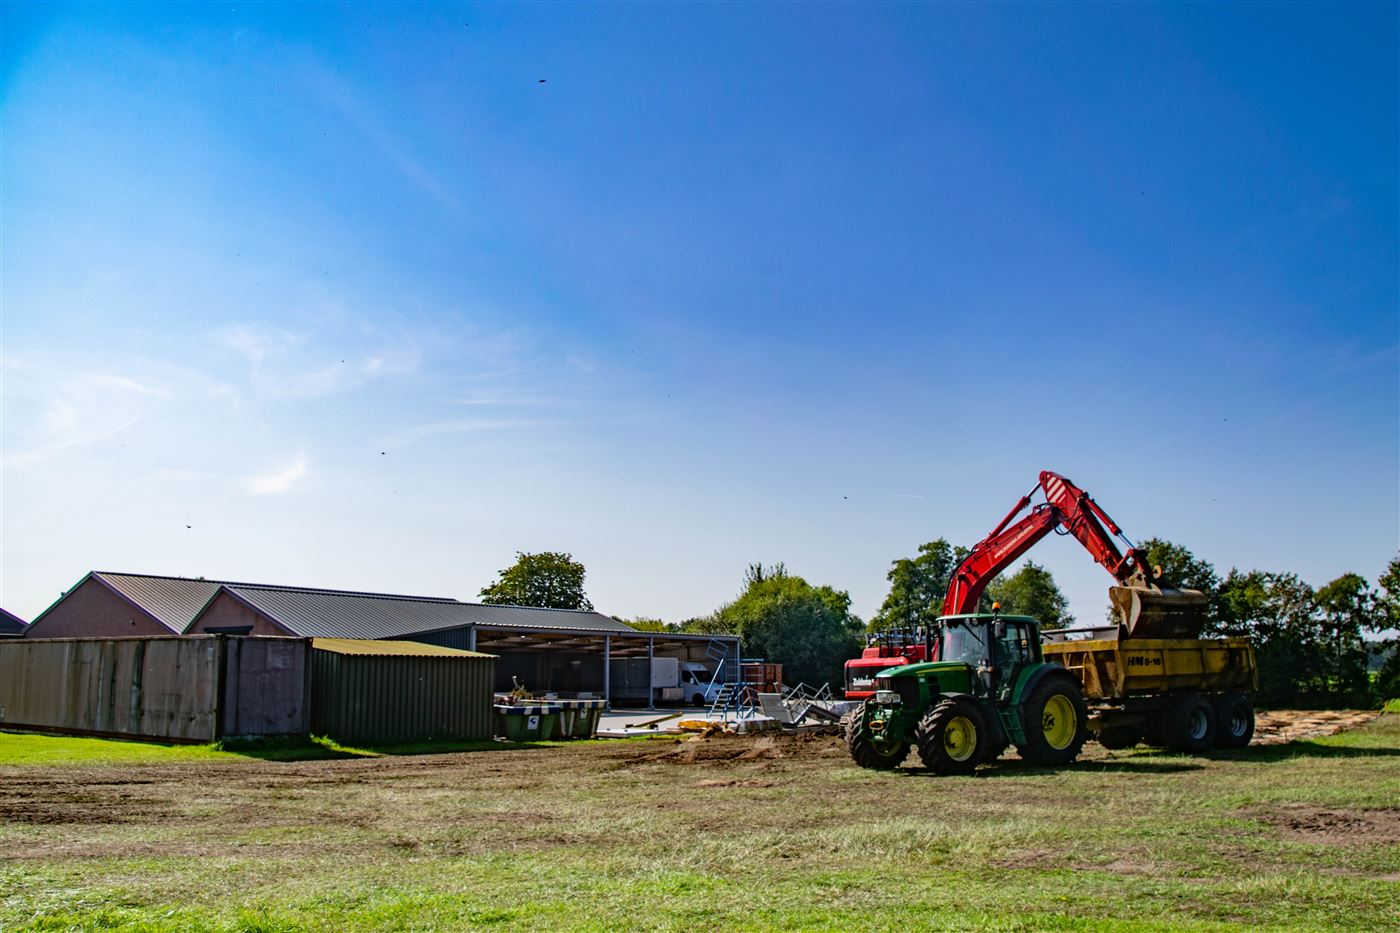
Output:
942,471,1203,635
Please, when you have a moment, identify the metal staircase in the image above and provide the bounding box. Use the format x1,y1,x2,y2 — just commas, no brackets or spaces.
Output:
703,639,761,722
708,680,758,722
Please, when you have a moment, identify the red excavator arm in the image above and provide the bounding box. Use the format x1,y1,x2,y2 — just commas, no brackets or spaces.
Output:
942,471,1206,636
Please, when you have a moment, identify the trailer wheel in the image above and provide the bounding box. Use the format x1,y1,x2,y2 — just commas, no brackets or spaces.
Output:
1211,693,1254,748
1016,674,1089,766
1096,724,1144,750
1162,693,1216,753
914,696,988,776
846,703,909,770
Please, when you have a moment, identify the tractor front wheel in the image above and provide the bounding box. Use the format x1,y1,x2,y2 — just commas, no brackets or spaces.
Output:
1016,675,1089,766
846,705,909,770
914,696,988,776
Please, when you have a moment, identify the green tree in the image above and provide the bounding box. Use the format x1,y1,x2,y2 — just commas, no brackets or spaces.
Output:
985,561,1074,627
1216,569,1319,707
1139,538,1220,594
713,562,863,687
870,539,967,633
1374,555,1400,700
626,617,679,634
479,551,594,610
1312,572,1375,703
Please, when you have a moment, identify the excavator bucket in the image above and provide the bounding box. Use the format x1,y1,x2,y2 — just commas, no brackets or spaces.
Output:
1110,585,1210,639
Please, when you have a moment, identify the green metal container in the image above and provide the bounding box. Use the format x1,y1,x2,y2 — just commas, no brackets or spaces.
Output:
493,703,561,741
556,699,605,738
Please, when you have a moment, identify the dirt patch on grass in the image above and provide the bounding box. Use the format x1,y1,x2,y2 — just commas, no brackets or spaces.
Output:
1246,805,1400,844
1252,710,1381,745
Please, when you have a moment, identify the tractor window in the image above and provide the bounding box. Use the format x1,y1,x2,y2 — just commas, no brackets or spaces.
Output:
941,623,988,666
995,623,1034,666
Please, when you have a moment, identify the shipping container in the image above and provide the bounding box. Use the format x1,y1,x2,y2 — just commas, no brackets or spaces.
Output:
0,635,308,742
308,638,495,744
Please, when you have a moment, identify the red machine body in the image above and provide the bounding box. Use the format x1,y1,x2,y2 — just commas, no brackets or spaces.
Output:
842,471,1206,700
943,471,1156,616
843,639,933,701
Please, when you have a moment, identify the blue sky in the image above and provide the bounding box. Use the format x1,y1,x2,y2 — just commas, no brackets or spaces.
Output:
3,2,1396,625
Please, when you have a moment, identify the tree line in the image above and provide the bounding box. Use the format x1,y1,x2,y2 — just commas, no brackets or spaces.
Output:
477,545,1400,707
476,545,1074,690
1141,540,1399,708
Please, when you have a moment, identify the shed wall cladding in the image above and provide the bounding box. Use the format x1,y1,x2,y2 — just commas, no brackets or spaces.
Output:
0,636,309,742
309,649,495,744
23,577,172,639
187,589,290,636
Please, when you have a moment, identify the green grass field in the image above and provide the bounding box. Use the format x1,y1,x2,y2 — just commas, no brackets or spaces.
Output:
2,716,1397,932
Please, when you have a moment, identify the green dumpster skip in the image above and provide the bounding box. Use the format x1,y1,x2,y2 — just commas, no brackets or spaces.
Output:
556,698,605,739
493,703,562,741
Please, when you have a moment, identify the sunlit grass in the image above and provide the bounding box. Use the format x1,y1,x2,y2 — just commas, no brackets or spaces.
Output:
3,715,1396,931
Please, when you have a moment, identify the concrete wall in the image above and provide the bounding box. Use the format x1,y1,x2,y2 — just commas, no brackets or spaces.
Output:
0,636,309,742
23,576,172,639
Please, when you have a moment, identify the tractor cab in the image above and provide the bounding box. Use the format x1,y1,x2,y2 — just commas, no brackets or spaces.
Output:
909,613,1041,698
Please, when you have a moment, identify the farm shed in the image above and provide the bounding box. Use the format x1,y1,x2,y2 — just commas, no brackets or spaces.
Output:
189,584,741,705
0,635,308,742
0,608,25,638
26,571,741,708
21,572,221,638
309,638,495,744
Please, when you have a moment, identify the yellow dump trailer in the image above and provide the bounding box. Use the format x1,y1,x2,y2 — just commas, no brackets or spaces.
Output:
1042,629,1258,752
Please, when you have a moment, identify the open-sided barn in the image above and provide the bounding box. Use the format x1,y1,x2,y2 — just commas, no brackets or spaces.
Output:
24,571,739,706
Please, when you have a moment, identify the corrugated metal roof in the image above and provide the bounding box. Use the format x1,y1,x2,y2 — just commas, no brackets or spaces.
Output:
311,637,494,658
94,573,223,632
52,570,638,641
0,608,26,635
226,586,637,640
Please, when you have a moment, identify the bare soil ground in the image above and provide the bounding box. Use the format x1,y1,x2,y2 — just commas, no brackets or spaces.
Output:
2,711,1397,931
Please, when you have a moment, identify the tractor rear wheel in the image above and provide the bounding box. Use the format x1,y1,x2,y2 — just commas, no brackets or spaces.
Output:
1016,675,1089,766
1211,692,1254,748
914,696,988,776
1161,693,1216,753
845,705,909,770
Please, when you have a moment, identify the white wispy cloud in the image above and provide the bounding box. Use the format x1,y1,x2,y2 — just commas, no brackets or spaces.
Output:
216,321,420,399
387,418,542,446
240,454,310,496
2,360,178,465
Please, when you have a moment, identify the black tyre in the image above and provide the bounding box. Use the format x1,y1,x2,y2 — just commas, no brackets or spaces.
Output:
1096,723,1144,750
1161,693,1216,753
1016,674,1090,766
1142,713,1168,748
1211,692,1255,749
846,703,910,770
691,693,706,707
914,696,989,776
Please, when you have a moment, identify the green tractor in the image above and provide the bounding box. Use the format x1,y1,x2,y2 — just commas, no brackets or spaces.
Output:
846,613,1089,774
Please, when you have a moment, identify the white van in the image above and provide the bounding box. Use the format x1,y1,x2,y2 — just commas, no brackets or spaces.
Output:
679,662,722,706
